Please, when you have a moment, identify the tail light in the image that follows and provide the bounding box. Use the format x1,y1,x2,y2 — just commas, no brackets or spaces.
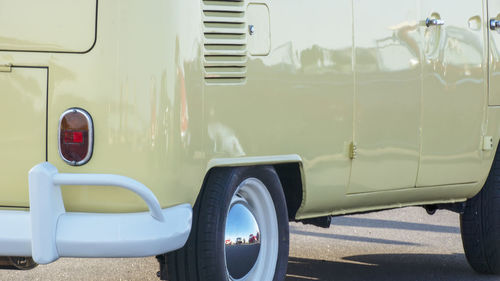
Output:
58,108,93,166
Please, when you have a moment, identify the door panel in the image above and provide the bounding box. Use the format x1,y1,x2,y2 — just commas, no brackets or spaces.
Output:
490,1,500,105
349,0,421,193
417,1,486,186
0,67,46,207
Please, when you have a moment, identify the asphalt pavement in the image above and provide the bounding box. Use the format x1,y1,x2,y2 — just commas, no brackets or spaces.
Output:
1,207,498,281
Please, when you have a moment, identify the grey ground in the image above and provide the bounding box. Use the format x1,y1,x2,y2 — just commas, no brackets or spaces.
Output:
1,207,498,281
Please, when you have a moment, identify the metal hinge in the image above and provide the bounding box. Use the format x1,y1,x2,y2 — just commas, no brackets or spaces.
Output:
349,142,357,160
0,64,12,73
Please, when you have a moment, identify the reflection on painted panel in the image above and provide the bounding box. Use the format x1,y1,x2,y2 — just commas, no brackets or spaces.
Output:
349,0,421,193
0,0,495,219
418,0,485,186
205,0,354,214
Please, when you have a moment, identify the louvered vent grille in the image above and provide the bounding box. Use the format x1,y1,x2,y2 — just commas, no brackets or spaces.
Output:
203,0,247,85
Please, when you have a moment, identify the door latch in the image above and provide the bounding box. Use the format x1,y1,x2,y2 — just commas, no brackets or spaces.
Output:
426,18,445,27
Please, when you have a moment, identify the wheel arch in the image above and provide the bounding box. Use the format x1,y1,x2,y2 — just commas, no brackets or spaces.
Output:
205,155,305,221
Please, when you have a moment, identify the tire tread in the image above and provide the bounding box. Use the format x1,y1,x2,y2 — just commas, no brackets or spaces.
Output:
461,153,500,274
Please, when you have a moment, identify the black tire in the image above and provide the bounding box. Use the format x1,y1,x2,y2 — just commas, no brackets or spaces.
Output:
461,151,500,274
8,257,37,270
164,166,289,281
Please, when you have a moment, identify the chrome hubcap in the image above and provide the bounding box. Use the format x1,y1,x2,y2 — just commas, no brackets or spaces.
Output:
225,201,261,280
224,178,279,281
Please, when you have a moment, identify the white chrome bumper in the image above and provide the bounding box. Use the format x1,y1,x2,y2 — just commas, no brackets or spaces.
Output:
0,162,192,264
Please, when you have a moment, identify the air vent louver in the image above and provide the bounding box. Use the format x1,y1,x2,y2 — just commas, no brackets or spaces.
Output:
203,0,247,85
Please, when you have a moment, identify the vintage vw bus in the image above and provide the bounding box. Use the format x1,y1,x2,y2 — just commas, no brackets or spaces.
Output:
2,0,500,280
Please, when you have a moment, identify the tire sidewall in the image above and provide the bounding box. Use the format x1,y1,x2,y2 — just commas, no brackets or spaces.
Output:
207,166,289,281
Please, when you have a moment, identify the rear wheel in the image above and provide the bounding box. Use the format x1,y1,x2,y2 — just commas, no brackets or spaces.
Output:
0,257,38,270
6,257,37,270
460,152,500,274
162,166,289,281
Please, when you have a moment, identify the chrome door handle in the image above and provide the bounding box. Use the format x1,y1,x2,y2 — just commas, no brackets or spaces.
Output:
491,19,500,30
426,18,445,27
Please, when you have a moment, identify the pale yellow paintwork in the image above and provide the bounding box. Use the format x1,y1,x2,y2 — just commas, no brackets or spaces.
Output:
0,67,46,207
247,4,270,56
350,0,421,193
0,0,499,220
418,1,487,187
490,1,500,105
0,0,96,53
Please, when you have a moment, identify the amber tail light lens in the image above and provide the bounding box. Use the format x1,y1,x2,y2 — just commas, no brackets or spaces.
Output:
58,108,93,166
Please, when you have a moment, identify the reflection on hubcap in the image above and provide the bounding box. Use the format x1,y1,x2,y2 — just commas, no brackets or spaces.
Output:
225,202,261,279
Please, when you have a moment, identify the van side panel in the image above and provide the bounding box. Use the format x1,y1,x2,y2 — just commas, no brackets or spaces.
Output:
43,0,206,212
0,0,497,218
203,0,355,215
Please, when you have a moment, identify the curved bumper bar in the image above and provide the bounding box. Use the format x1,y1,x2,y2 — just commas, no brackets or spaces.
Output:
0,162,192,264
52,173,164,221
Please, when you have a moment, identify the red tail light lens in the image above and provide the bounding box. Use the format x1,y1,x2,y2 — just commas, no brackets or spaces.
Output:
58,108,93,166
63,131,84,144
